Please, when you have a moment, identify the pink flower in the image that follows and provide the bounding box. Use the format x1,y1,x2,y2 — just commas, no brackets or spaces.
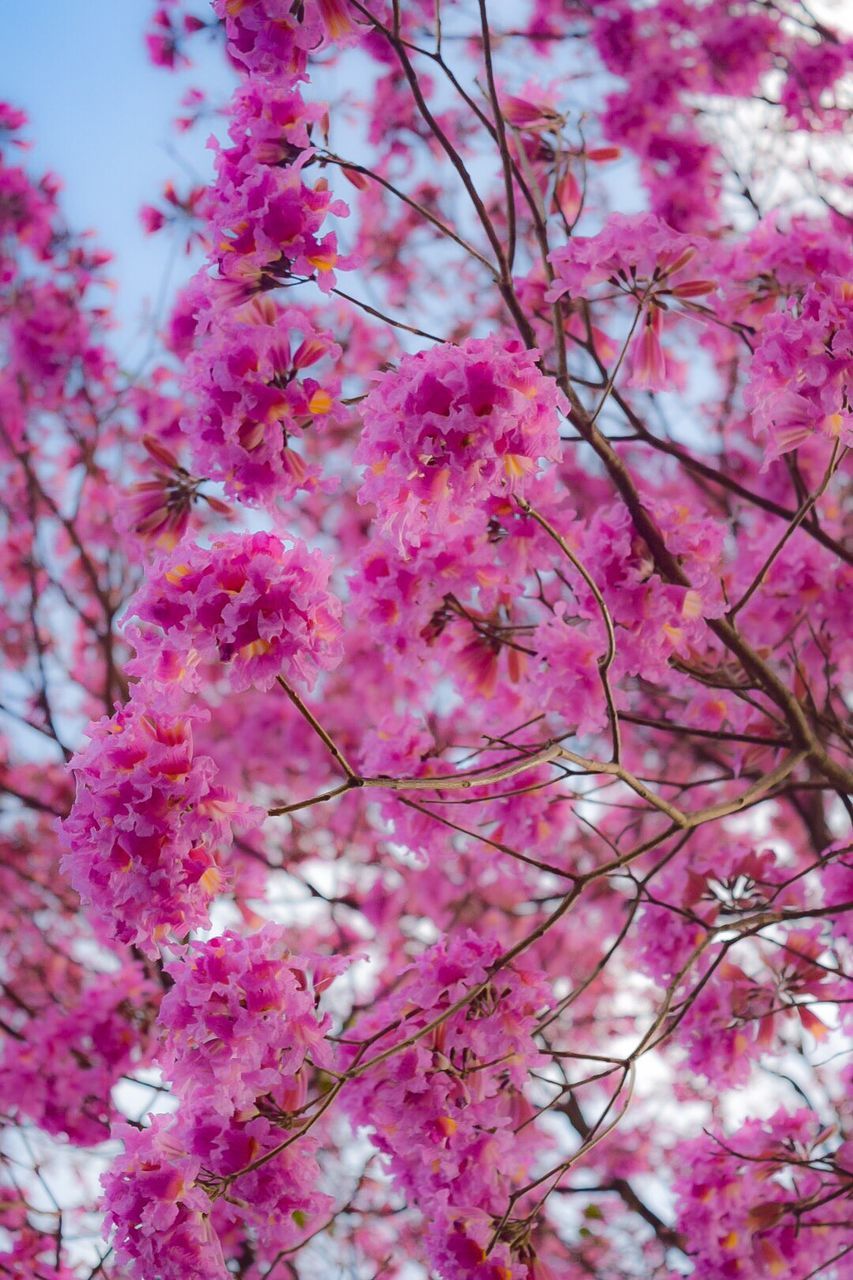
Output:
125,531,343,696
342,932,551,1273
745,275,852,465
102,1118,226,1280
547,213,711,300
356,336,565,549
0,966,156,1145
181,297,342,505
61,701,258,954
157,926,343,1114
626,302,669,390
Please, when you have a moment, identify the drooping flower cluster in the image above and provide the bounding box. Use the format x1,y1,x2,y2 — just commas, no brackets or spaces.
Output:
126,530,343,696
182,297,343,504
0,965,156,1145
204,82,349,299
213,0,363,76
172,7,359,505
60,701,257,954
745,275,852,464
119,431,233,553
102,1115,229,1280
104,927,342,1280
356,337,565,549
673,1110,853,1278
155,924,342,1108
343,932,551,1277
548,212,716,390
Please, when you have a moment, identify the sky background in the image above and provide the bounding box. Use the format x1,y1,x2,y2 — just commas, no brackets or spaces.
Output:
3,2,233,364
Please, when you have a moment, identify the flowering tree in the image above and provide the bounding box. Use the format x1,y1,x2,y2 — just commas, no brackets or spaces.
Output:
1,1,852,1276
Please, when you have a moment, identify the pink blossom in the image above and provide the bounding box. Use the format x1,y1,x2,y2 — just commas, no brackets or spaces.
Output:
180,296,343,506
674,1110,851,1278
102,1117,227,1280
0,964,156,1145
356,337,565,549
61,701,258,954
744,275,852,464
125,531,343,695
157,925,343,1114
343,932,551,1273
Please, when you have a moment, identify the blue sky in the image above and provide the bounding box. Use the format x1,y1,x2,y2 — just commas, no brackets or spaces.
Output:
3,1,233,364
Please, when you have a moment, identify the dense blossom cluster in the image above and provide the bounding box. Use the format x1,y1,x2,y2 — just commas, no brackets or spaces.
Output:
745,275,852,463
0,962,156,1145
2,0,852,1277
105,928,341,1279
60,701,257,954
182,297,344,502
344,933,552,1278
126,530,343,695
673,1110,853,1277
356,337,565,548
156,925,342,1106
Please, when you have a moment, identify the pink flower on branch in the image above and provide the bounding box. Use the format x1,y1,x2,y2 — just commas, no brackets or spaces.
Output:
125,530,343,696
61,701,259,955
356,336,566,550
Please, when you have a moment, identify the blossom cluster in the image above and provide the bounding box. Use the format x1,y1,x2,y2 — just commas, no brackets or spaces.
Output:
0,965,156,1145
344,932,551,1278
745,275,852,464
548,213,716,390
182,297,344,504
213,0,363,76
126,530,343,695
204,82,348,300
104,926,343,1280
171,7,359,505
356,336,565,549
60,701,257,954
673,1109,853,1277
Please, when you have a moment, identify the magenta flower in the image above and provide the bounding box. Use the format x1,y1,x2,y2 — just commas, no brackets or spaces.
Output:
157,926,341,1114
356,336,565,549
343,932,551,1275
181,298,342,505
745,275,852,464
125,530,343,696
61,701,257,955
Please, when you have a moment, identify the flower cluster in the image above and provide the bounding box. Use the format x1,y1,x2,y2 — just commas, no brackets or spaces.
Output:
673,1110,852,1278
548,213,716,391
61,701,256,954
182,297,343,504
102,1116,229,1280
745,275,852,464
205,84,349,300
356,337,565,549
104,928,342,1280
0,110,58,269
0,966,156,1145
126,530,343,696
343,932,551,1277
214,0,363,77
548,213,708,298
156,926,341,1110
